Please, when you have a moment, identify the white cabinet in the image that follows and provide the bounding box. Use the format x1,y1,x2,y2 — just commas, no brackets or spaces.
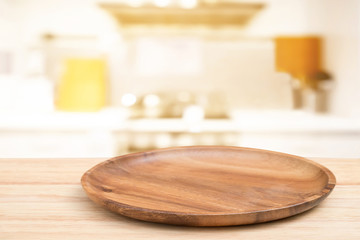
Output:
0,130,116,158
239,132,360,158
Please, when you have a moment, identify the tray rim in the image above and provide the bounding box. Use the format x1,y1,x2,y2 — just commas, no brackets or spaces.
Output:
81,146,336,225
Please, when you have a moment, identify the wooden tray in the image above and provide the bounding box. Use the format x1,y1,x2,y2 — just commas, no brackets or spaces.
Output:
81,146,336,226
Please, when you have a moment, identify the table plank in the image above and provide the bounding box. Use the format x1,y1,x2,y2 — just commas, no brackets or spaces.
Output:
0,158,358,184
0,158,106,184
0,157,359,239
312,158,360,184
0,186,359,239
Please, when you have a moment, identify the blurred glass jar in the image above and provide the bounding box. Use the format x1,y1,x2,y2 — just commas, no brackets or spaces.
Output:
56,58,107,111
42,33,108,112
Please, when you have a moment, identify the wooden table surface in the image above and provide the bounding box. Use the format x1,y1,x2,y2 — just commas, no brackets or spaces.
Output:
1,157,359,239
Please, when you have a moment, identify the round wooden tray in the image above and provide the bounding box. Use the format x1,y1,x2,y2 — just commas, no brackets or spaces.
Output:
81,146,336,226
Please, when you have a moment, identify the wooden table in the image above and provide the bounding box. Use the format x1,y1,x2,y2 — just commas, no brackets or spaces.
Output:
1,157,359,239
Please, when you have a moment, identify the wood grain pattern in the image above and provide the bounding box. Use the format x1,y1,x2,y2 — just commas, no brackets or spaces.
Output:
0,157,359,239
81,146,336,226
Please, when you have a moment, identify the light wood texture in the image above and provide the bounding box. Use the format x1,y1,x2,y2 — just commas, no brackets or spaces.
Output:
0,156,359,239
81,146,335,226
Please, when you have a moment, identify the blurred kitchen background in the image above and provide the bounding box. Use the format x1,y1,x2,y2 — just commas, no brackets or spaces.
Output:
0,0,360,158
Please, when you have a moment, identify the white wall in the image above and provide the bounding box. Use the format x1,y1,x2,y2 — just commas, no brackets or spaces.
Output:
113,37,291,109
244,0,360,117
3,0,360,115
0,0,21,74
244,0,309,36
305,0,360,117
5,0,293,109
13,0,117,39
0,1,13,48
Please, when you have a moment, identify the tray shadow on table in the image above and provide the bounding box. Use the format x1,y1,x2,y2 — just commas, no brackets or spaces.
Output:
115,209,318,231
79,186,320,232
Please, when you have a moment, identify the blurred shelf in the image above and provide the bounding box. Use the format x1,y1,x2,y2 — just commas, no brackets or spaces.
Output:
0,109,128,131
230,110,360,133
123,118,236,133
1,109,360,158
0,109,360,133
100,2,264,27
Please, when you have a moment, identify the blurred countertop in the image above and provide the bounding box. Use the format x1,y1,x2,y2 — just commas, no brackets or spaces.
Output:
0,108,359,133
